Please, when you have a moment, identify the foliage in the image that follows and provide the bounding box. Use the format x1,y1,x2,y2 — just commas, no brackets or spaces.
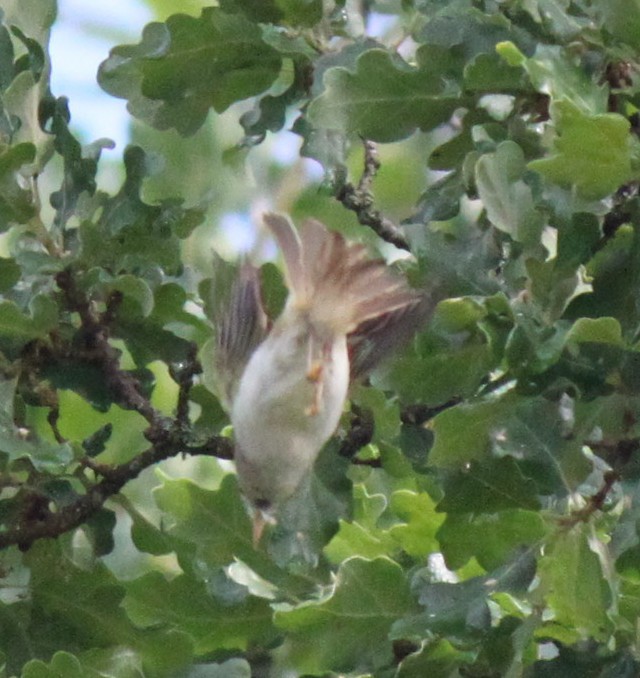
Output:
1,0,640,675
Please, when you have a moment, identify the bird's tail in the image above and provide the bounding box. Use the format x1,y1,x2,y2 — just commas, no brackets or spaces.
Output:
263,213,421,337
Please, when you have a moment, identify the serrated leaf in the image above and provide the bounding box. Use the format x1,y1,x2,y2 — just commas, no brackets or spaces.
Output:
275,557,413,674
389,490,443,558
351,384,400,443
324,485,394,563
98,8,282,135
529,100,635,199
308,48,459,142
79,146,204,277
22,652,84,678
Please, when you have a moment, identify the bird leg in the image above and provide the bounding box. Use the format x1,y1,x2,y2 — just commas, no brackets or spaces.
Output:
305,336,328,417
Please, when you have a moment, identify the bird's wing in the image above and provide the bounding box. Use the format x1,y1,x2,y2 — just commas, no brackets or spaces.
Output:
347,292,435,379
263,212,424,338
212,260,269,411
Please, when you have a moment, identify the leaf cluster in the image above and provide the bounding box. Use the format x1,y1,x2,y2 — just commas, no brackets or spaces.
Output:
1,0,640,676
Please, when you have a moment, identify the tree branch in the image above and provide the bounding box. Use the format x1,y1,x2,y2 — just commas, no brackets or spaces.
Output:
1,433,234,551
0,269,233,552
55,270,166,426
335,139,411,251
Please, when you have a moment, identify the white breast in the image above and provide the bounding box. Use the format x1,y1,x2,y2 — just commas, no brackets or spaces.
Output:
231,320,349,507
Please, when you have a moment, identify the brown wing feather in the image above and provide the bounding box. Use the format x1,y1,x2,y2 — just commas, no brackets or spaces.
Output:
215,263,268,410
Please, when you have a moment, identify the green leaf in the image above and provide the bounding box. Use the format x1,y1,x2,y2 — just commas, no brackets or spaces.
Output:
438,509,546,570
324,485,395,563
84,508,116,557
153,474,253,567
1,0,56,41
539,525,613,639
308,48,459,142
0,257,20,291
429,398,510,468
24,541,193,675
220,0,322,26
22,652,84,678
0,298,54,353
464,51,525,91
79,146,204,277
123,571,276,654
411,172,463,222
98,8,282,135
351,384,400,443
497,43,607,114
389,335,495,406
396,638,473,678
78,647,145,678
528,100,635,199
598,0,640,49
40,96,112,227
397,548,536,639
521,0,584,40
566,317,623,346
185,658,251,678
476,141,544,247
0,142,36,229
566,224,640,330
437,457,542,513
389,490,444,558
275,557,413,674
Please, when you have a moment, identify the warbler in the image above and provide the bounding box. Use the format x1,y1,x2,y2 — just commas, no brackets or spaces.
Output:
215,213,424,544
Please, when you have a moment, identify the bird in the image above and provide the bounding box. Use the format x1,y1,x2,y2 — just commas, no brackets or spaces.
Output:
213,213,426,545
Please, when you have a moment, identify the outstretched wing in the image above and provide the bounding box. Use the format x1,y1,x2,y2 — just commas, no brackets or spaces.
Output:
347,292,434,379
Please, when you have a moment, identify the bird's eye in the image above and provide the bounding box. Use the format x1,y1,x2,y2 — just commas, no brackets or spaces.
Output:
254,498,272,511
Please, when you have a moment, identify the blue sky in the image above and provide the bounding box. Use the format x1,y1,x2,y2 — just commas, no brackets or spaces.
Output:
49,0,151,148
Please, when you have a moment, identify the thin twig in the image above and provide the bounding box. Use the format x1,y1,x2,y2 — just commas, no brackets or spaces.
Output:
335,139,411,251
558,470,619,528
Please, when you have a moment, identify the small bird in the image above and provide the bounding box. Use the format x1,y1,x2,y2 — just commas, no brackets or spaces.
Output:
214,213,425,545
